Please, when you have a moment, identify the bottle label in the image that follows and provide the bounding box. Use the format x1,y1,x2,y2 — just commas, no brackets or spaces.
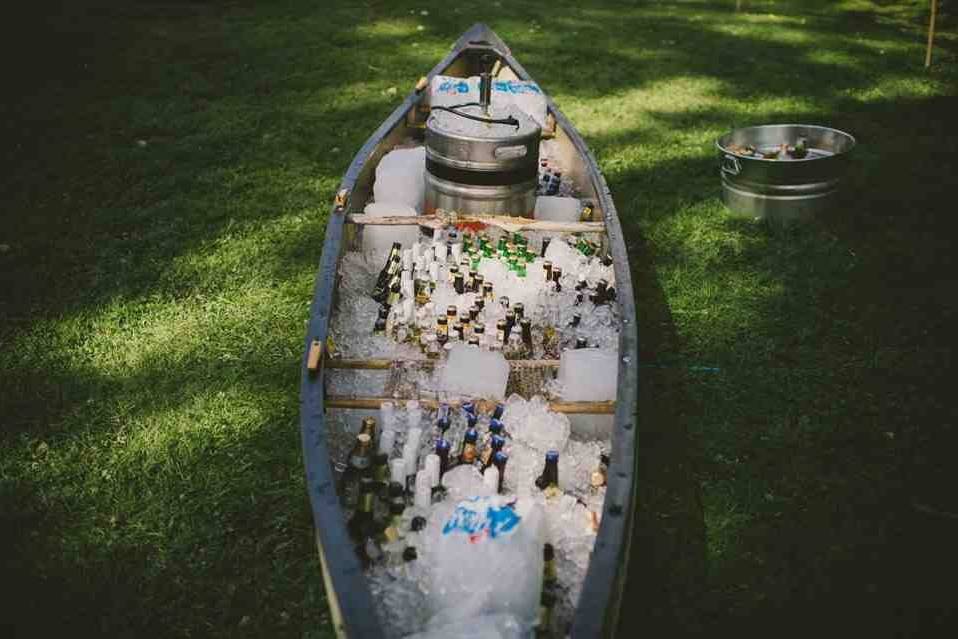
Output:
441,496,521,544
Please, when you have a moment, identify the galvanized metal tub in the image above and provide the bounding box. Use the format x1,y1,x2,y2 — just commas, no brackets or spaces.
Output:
716,124,856,222
425,104,540,217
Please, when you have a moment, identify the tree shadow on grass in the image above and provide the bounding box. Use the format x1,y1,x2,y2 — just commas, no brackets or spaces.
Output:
592,86,958,635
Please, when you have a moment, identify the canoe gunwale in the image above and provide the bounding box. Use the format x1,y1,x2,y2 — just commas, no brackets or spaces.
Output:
300,23,638,639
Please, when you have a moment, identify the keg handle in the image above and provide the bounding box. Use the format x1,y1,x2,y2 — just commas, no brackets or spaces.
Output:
722,154,742,176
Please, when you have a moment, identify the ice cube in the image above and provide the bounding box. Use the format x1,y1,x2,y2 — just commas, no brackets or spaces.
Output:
557,348,618,401
439,344,510,400
534,196,581,222
439,464,485,500
362,201,421,257
503,395,571,454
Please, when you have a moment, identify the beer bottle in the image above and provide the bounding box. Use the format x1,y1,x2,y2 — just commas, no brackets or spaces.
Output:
435,437,451,478
460,427,479,465
436,406,451,436
543,260,553,283
496,319,507,345
465,411,479,431
535,450,561,498
372,452,390,505
551,266,563,292
386,281,401,308
540,236,551,258
436,316,448,338
595,278,609,304
348,476,376,544
482,281,494,304
340,433,373,509
360,417,377,449
520,318,533,353
537,543,559,635
491,451,508,494
373,243,401,292
380,500,405,545
591,453,609,490
513,302,525,321
373,255,401,302
570,312,581,328
581,200,594,221
387,480,406,512
481,434,506,473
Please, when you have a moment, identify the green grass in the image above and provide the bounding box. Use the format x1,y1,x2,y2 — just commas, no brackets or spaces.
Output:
1,1,956,637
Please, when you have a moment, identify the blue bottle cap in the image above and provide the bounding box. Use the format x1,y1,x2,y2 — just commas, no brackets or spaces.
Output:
436,438,451,454
545,450,560,463
461,401,476,416
492,403,505,420
490,435,506,451
466,413,478,428
489,418,504,434
463,428,478,443
437,416,451,432
492,451,508,465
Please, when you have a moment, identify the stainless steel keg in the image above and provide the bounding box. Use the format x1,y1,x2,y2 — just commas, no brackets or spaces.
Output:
424,103,541,217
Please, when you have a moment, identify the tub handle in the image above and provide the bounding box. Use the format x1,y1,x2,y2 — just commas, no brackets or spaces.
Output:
722,154,742,176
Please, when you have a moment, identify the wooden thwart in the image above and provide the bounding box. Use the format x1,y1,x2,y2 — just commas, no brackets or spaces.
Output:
346,213,605,234
324,395,614,414
327,357,560,370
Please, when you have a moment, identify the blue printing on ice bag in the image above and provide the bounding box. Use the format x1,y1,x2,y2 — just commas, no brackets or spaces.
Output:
493,80,542,95
437,79,471,94
442,497,521,543
435,78,542,96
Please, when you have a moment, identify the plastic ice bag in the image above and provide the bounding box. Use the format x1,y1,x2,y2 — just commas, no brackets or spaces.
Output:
423,495,545,631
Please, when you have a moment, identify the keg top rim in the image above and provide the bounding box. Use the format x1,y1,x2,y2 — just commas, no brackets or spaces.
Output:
427,104,540,142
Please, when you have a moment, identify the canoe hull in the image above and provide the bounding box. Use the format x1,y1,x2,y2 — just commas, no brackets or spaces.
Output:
300,24,638,638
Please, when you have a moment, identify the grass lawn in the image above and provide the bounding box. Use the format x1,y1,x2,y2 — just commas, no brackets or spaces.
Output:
1,0,956,637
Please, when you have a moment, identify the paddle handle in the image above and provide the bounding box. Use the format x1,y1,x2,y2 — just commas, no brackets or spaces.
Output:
926,0,937,68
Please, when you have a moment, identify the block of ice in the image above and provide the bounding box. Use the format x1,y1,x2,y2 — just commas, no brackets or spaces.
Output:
557,348,618,401
362,201,420,257
534,196,581,222
439,344,510,400
424,496,545,631
373,146,425,211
